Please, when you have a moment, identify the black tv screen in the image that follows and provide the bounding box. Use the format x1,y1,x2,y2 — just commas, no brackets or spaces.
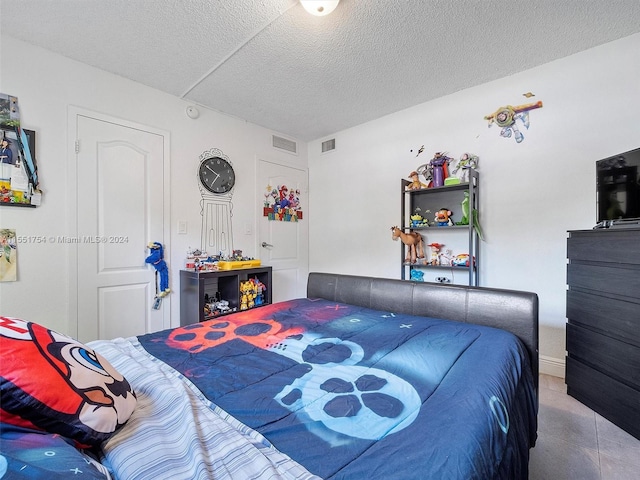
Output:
596,147,640,223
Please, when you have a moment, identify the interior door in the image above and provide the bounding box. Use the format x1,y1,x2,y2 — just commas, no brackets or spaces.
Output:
75,113,168,342
258,160,309,302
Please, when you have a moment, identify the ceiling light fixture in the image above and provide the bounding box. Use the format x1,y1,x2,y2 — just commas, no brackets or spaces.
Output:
300,0,339,16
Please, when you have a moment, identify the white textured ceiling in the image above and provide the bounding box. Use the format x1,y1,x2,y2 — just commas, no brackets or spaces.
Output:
2,0,640,141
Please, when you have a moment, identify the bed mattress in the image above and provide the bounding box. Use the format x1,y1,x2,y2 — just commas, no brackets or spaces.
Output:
89,298,536,479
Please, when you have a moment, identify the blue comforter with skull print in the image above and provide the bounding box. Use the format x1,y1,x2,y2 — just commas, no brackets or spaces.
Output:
138,298,537,480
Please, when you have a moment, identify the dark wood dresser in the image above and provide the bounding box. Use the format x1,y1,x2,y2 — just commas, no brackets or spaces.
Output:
566,227,640,440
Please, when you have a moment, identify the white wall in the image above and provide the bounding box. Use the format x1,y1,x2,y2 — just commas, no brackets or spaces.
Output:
0,35,308,336
308,33,640,376
3,32,639,376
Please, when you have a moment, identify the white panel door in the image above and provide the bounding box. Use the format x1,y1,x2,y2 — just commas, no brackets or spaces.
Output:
258,160,309,302
76,114,167,342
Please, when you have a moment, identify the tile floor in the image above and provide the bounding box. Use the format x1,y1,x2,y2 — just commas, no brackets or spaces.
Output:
529,374,640,479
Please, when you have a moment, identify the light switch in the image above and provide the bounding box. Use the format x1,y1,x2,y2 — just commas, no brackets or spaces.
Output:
177,220,187,234
244,222,252,235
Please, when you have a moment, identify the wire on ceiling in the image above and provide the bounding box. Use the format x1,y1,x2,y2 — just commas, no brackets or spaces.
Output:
180,1,300,98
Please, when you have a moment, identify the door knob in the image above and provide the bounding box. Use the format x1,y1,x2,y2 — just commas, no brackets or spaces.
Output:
261,242,273,248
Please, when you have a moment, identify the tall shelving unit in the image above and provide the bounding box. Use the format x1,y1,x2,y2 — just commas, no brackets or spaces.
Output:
400,169,480,285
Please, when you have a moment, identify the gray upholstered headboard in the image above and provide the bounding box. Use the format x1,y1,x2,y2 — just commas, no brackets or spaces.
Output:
307,272,539,388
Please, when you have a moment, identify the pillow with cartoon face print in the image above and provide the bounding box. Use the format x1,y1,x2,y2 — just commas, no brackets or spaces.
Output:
0,317,137,447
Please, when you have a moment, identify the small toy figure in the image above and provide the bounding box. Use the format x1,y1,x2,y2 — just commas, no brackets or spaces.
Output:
239,281,251,310
439,248,453,266
451,153,478,182
410,269,424,282
240,279,260,310
426,242,444,265
145,242,170,297
434,208,454,226
391,226,425,264
416,152,453,188
451,253,474,267
410,210,430,228
252,277,266,306
406,171,428,190
216,300,231,314
456,191,484,240
429,152,452,187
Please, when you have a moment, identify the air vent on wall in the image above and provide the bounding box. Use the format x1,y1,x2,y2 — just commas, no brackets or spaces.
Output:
272,135,297,154
321,138,336,153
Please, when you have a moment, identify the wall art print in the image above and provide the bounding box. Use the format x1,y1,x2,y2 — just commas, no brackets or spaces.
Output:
1,93,39,206
484,93,543,143
0,228,17,282
263,184,303,222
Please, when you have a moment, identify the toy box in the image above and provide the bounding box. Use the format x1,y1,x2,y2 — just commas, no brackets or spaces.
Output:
217,259,262,270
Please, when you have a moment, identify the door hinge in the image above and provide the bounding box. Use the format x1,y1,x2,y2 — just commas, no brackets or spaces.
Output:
75,139,80,154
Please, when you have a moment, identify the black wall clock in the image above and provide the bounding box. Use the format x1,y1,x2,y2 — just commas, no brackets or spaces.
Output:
198,156,235,194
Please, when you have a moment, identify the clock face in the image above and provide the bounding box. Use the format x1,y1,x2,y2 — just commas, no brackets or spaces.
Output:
198,156,235,194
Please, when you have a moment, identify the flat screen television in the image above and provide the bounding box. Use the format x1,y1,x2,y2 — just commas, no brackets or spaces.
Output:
596,147,640,226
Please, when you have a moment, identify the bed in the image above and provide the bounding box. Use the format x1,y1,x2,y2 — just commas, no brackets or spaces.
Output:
0,272,538,479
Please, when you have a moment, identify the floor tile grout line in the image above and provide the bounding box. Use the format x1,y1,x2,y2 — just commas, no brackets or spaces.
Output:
594,412,603,479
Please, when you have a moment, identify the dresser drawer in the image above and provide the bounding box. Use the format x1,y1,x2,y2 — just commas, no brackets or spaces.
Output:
567,229,640,264
566,357,640,440
566,290,640,347
566,322,640,390
567,263,640,299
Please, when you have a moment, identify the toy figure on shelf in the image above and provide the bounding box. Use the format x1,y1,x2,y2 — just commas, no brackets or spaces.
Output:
451,153,478,183
410,208,430,228
406,171,428,190
426,242,444,265
410,269,424,282
253,278,266,306
451,253,474,267
434,208,454,226
429,152,452,187
456,191,484,240
416,152,453,188
439,248,453,266
239,280,254,310
391,226,425,264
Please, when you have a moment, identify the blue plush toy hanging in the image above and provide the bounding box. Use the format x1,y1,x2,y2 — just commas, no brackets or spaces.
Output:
145,242,170,303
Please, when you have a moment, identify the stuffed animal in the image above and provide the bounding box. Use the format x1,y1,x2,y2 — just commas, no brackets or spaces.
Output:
145,242,170,297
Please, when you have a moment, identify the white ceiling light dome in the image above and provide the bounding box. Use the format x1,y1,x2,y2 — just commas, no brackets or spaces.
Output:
300,0,340,16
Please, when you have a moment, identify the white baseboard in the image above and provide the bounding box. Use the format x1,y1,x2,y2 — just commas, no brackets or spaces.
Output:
539,354,565,378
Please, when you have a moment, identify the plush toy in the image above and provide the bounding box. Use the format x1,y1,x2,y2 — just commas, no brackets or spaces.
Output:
391,226,425,264
145,242,170,297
